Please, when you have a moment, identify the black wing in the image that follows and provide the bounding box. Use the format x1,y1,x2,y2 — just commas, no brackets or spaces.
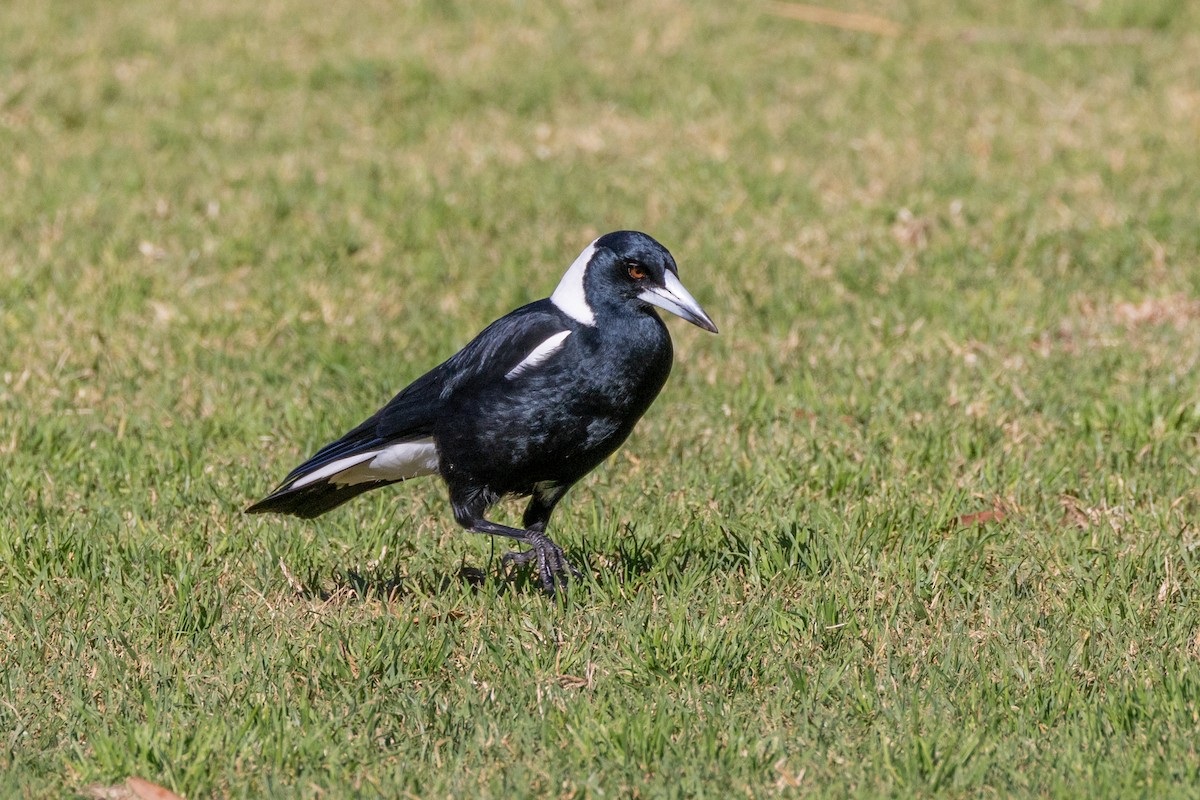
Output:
243,365,447,518
246,299,572,518
435,299,572,392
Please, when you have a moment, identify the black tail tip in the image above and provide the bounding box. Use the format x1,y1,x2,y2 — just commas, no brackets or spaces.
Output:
241,480,393,519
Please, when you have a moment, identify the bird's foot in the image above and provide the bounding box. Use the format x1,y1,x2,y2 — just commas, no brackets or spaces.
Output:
502,531,583,594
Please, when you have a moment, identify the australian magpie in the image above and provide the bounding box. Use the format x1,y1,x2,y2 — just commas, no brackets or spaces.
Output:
247,230,717,592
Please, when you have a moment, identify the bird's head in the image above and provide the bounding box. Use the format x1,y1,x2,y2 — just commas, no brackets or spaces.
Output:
551,231,718,333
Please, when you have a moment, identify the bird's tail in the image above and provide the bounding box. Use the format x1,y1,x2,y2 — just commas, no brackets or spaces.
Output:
245,479,399,519
246,434,440,519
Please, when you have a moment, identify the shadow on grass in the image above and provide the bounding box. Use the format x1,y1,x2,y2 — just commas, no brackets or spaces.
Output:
281,522,827,602
288,563,488,603
290,559,583,601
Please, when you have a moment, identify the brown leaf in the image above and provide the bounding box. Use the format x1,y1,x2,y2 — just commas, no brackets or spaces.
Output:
83,778,185,800
957,509,1006,527
127,778,185,800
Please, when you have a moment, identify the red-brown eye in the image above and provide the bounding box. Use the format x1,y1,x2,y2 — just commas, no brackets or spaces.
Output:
627,264,647,280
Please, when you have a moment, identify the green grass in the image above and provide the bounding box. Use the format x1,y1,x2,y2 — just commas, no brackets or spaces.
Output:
4,0,1200,796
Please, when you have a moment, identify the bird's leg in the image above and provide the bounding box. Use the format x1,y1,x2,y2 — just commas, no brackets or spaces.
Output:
501,529,583,588
521,482,567,532
505,483,582,583
452,490,579,593
464,518,580,593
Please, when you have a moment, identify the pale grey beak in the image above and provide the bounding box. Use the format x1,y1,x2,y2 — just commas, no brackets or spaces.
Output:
638,271,719,333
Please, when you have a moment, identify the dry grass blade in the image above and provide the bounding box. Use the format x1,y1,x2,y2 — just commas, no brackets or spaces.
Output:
764,2,903,36
767,2,1159,46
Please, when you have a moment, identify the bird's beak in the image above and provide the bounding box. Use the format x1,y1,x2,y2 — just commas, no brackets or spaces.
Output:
639,271,719,333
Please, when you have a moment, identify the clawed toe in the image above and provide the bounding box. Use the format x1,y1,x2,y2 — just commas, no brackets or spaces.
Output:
501,548,538,568
502,533,583,594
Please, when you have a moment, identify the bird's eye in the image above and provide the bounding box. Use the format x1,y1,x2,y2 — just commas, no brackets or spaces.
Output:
626,263,647,280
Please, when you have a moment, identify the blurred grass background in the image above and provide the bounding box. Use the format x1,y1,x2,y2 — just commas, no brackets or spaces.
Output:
3,0,1200,796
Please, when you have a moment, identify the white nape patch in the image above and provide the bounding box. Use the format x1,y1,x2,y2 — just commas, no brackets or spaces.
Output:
290,438,439,489
505,330,572,380
550,240,598,326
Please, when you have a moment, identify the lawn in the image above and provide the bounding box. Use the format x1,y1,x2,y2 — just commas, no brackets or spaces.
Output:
3,0,1200,796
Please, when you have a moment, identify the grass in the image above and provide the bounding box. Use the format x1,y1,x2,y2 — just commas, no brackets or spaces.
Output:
3,0,1200,796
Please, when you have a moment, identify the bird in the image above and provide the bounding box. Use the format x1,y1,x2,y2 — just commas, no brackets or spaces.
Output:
246,230,717,592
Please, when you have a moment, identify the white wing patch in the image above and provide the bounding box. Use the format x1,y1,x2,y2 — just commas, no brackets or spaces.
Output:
505,330,572,380
289,437,440,488
550,240,597,326
288,452,377,488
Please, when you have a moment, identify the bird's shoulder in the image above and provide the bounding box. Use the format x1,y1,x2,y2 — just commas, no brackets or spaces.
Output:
317,301,571,447
441,299,578,387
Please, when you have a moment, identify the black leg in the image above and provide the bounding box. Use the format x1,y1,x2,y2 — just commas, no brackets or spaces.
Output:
522,482,568,532
450,486,580,594
502,531,582,592
511,482,581,588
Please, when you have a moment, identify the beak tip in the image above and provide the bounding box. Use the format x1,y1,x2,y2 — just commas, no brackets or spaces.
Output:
640,277,718,334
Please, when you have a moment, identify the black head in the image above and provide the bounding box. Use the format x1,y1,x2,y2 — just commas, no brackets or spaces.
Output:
550,230,718,332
